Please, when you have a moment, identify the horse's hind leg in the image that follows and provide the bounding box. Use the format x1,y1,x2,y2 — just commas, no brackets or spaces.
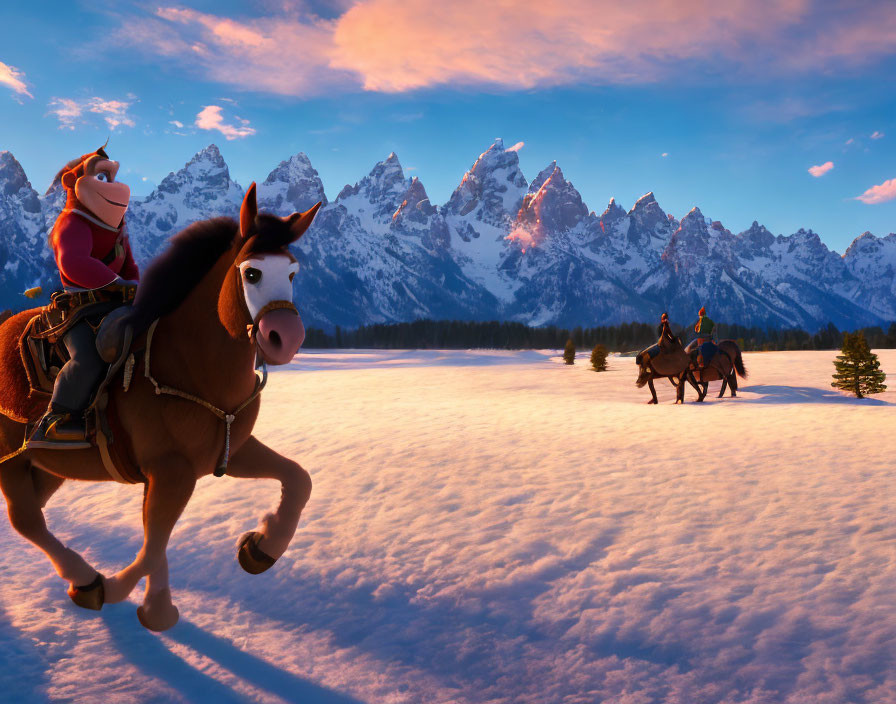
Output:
0,456,99,595
103,456,195,608
226,435,312,573
718,377,728,398
729,371,738,396
646,378,658,404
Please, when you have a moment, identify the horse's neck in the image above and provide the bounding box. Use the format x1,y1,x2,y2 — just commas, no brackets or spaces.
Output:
152,262,257,406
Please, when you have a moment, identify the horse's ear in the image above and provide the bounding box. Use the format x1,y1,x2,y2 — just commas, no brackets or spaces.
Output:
240,182,258,239
287,202,322,243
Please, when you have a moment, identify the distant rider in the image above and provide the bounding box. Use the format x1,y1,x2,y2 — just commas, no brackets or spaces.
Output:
692,306,716,369
657,312,675,345
647,312,676,359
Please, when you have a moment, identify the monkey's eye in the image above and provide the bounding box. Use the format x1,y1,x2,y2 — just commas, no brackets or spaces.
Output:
244,267,262,285
96,172,109,182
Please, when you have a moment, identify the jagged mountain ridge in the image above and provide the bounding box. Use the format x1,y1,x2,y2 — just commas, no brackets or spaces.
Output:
0,141,893,332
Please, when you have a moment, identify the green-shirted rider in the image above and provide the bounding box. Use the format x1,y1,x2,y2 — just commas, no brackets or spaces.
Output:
692,306,716,369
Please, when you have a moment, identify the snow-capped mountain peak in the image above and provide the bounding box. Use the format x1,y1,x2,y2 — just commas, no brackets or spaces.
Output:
0,151,53,308
258,152,328,216
127,144,244,264
445,138,528,225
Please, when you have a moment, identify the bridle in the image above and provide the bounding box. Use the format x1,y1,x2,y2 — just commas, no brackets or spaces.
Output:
246,299,299,342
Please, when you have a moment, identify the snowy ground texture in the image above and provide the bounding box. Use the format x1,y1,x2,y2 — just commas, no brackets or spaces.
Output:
1,349,894,704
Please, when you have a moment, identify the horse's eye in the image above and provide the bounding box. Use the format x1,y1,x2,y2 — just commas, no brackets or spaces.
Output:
244,267,262,284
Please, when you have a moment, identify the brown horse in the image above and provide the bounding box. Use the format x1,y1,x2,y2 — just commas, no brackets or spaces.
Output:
635,333,702,404
0,183,320,631
678,339,748,402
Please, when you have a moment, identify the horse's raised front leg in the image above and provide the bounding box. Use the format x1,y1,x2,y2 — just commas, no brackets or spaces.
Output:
225,435,312,573
0,456,101,603
103,457,195,607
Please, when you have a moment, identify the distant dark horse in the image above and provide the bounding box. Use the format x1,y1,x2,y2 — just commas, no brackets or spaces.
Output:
636,334,703,404
678,339,748,402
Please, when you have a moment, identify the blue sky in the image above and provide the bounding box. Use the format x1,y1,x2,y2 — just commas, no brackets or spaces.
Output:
0,0,894,253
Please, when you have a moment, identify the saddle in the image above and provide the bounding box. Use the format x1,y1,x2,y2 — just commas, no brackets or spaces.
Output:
18,287,144,483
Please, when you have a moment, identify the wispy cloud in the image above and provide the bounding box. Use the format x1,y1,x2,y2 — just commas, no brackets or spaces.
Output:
855,177,896,204
116,2,896,97
48,98,82,130
0,60,32,99
195,105,256,140
808,161,834,177
88,98,136,129
870,130,885,140
662,152,669,157
507,141,525,153
170,120,184,128
48,96,135,130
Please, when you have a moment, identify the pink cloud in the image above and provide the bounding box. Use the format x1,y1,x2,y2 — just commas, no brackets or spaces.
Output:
88,98,136,129
808,161,834,177
870,130,884,140
116,2,896,97
0,61,32,99
507,142,525,153
48,96,135,130
116,8,344,97
195,105,256,140
855,178,896,204
48,98,82,130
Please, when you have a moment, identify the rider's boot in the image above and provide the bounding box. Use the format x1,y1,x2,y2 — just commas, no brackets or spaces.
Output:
28,403,90,449
697,353,705,369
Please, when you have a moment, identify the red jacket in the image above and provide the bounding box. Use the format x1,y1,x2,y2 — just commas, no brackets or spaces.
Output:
51,209,139,289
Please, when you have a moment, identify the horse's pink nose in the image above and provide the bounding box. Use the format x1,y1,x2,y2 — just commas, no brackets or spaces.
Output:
256,308,304,365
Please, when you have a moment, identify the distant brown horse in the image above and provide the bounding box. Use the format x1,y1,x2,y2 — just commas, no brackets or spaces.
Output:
635,333,702,404
678,339,748,402
0,183,320,631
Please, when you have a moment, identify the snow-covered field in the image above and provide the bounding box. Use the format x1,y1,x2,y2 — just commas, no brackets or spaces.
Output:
1,349,894,704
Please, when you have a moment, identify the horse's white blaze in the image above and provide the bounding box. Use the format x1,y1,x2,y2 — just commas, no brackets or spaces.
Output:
237,255,299,321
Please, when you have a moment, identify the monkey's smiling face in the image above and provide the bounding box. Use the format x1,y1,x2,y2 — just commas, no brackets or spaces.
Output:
74,158,130,228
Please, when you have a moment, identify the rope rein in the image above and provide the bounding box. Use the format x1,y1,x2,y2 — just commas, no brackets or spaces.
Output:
142,319,268,477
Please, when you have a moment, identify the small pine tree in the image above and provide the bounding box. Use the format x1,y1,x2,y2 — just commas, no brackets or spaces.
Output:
563,338,576,365
590,343,608,371
832,332,887,398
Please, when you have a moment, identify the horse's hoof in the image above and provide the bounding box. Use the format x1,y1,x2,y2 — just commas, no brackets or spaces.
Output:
238,532,277,574
67,573,105,611
137,588,179,632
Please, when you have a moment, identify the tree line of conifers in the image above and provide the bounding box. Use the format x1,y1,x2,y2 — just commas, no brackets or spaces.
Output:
3,309,895,353
301,319,896,352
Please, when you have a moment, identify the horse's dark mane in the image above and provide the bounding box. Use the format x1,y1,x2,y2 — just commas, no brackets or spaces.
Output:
130,216,238,331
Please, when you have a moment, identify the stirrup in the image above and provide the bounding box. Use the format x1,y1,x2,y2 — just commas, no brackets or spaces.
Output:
27,411,90,450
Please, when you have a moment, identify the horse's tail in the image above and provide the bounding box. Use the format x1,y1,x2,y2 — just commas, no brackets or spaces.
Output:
733,346,748,378
636,364,650,388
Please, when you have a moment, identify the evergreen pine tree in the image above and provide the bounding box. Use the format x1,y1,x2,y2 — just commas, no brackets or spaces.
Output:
563,338,576,365
590,343,608,371
831,332,887,398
